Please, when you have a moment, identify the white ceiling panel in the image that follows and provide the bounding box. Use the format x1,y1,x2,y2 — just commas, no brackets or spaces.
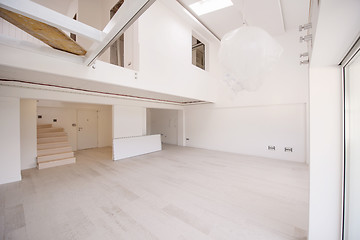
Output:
178,0,309,38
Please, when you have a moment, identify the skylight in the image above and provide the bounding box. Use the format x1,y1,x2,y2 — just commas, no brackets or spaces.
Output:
189,0,233,16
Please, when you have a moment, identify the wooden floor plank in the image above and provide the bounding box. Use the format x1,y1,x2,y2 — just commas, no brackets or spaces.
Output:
0,145,309,240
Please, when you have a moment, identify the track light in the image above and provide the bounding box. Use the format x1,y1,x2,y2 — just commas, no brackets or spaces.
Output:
300,34,312,43
300,60,309,65
300,52,309,58
299,23,312,31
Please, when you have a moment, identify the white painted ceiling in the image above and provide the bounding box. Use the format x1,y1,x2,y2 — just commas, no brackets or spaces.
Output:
179,0,310,38
31,0,76,16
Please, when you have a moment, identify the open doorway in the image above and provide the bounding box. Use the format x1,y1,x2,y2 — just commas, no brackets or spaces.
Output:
146,108,180,145
37,100,112,151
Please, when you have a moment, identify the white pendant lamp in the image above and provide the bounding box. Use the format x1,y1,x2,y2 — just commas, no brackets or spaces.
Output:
219,6,283,92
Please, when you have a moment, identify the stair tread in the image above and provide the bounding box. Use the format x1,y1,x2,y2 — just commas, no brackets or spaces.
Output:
37,142,70,150
38,141,68,145
37,133,67,138
37,157,76,169
37,146,73,156
37,124,52,128
38,136,67,139
37,152,74,163
37,136,68,144
38,157,76,164
37,128,64,133
38,150,73,156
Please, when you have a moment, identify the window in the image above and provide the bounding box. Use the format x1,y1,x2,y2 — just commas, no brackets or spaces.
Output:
192,36,205,70
110,0,125,67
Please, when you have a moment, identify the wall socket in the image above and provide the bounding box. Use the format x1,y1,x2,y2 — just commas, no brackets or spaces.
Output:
285,147,293,152
268,146,276,150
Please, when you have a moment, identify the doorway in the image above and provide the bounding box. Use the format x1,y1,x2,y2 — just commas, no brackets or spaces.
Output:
77,109,98,150
147,108,179,145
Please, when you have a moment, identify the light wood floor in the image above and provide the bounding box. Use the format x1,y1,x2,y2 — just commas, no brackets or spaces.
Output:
0,145,309,240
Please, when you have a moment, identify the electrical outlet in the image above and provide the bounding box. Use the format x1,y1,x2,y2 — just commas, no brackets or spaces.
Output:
268,146,276,150
285,147,293,152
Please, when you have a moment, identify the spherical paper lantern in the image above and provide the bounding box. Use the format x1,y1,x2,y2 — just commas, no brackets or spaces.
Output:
219,26,283,92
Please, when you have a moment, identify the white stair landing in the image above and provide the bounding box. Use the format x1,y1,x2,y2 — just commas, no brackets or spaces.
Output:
37,124,76,169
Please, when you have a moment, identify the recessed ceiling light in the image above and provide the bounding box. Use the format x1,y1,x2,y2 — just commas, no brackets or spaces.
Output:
189,0,233,16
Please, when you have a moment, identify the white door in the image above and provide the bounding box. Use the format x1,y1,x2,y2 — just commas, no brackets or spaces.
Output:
77,110,98,150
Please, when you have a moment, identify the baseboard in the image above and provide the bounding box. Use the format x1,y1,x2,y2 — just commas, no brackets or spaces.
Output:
0,174,22,185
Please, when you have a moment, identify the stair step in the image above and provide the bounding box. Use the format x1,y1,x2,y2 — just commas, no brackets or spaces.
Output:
37,124,52,129
37,127,64,133
37,157,76,170
37,132,67,138
37,136,68,144
37,152,74,163
37,146,73,156
37,141,70,150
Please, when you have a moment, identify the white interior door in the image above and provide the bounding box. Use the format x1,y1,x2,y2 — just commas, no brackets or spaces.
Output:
77,110,98,150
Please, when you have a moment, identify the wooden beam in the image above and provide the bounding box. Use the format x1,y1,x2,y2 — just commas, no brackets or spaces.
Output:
0,0,105,42
0,7,86,55
84,0,156,66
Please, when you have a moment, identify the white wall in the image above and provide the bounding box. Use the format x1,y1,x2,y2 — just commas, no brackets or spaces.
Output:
0,97,21,184
98,107,113,147
184,29,309,163
307,1,360,239
37,101,112,150
113,105,146,139
215,29,308,107
137,1,218,101
308,66,342,240
20,99,37,170
186,104,306,162
178,110,185,146
148,108,178,145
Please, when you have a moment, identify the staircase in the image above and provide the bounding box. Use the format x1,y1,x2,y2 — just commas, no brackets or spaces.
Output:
37,124,76,169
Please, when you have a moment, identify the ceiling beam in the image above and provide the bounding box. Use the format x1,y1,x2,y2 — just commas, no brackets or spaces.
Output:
0,0,105,42
84,0,156,66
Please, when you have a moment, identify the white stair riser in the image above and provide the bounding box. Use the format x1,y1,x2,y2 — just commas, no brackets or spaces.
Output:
37,124,52,129
37,128,64,133
38,132,67,138
38,157,76,169
37,152,74,163
37,146,73,156
37,142,69,150
37,136,68,144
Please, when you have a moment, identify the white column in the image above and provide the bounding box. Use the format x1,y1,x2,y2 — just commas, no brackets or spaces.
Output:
0,97,21,184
